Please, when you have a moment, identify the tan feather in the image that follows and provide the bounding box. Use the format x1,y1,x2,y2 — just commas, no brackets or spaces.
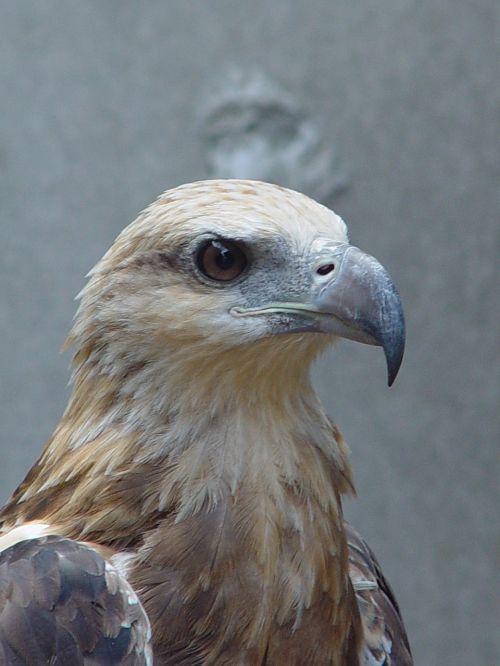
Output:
0,180,411,665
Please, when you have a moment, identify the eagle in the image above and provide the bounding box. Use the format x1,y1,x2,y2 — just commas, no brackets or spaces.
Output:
0,180,412,665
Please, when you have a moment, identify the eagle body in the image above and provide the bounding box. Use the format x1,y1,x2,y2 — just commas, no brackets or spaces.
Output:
0,181,412,665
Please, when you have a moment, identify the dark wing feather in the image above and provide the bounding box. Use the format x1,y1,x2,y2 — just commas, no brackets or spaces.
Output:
346,523,413,666
0,535,151,665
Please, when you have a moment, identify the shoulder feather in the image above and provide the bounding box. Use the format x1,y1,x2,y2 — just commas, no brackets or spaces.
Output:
0,535,152,665
346,523,413,666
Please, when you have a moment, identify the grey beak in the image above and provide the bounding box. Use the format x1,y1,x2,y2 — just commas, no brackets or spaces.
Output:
315,245,405,386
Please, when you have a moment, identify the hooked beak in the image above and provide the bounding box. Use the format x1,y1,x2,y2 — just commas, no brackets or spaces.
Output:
313,245,405,386
232,243,405,386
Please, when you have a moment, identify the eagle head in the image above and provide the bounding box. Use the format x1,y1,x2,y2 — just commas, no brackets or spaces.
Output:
72,180,404,414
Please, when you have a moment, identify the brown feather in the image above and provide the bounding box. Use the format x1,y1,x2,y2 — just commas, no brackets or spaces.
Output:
347,524,413,665
0,180,412,664
0,536,151,665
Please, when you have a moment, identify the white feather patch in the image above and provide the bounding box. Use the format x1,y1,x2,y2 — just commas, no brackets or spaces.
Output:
0,522,52,553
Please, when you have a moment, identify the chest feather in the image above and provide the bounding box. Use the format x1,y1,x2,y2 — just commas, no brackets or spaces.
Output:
129,488,361,666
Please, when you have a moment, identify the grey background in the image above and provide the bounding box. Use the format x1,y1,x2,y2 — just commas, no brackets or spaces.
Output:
0,2,498,664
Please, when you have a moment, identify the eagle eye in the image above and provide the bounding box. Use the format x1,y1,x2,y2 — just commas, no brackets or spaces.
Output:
196,239,248,282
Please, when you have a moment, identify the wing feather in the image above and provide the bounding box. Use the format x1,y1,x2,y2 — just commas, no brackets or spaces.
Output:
346,523,413,666
0,535,151,665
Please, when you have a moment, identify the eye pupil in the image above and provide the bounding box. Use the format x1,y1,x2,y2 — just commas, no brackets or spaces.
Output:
215,245,234,270
197,239,248,282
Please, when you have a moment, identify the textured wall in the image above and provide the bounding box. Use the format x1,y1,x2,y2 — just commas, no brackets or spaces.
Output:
0,2,498,664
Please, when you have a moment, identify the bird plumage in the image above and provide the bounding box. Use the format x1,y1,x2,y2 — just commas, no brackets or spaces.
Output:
0,534,151,665
0,180,412,664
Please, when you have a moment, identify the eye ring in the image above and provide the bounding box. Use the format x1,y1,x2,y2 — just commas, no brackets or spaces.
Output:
196,239,248,282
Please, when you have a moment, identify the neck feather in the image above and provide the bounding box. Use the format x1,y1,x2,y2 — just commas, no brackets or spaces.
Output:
0,332,361,661
2,332,354,545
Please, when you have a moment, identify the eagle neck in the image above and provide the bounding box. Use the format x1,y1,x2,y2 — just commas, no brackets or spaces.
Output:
1,334,354,553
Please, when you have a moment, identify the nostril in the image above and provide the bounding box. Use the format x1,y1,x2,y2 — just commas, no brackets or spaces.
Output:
317,263,335,276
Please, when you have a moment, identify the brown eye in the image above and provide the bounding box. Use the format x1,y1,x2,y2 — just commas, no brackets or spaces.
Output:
197,239,248,282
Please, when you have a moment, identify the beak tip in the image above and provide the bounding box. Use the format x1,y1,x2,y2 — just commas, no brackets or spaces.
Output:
387,372,397,388
385,336,405,387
